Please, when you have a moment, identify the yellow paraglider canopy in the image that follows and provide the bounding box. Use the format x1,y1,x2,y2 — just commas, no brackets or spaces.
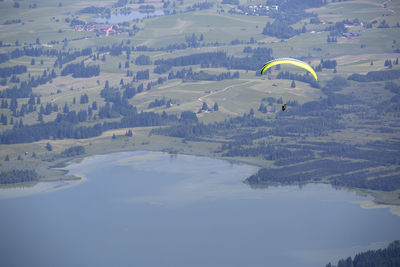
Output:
260,58,318,81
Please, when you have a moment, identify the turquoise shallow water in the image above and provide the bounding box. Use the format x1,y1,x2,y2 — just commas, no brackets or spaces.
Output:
0,151,399,267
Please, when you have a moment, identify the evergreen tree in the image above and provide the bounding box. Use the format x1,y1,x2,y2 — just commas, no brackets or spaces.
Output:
213,102,219,111
19,105,26,117
28,95,35,105
135,55,152,65
5,155,9,161
1,114,7,125
45,103,52,115
80,94,89,104
137,83,144,92
38,112,43,122
291,80,296,88
384,59,393,68
9,98,18,112
125,129,133,137
46,142,52,151
63,102,69,113
249,108,254,116
1,99,8,109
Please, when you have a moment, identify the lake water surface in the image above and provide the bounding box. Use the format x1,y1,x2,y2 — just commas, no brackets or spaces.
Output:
95,10,164,24
1,151,399,267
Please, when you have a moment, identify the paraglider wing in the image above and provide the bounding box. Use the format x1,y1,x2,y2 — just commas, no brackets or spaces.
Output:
260,58,318,81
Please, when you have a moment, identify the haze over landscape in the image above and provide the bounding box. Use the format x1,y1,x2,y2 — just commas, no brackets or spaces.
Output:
1,0,400,266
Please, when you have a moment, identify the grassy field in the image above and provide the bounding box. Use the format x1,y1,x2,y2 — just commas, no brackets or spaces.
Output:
1,0,398,126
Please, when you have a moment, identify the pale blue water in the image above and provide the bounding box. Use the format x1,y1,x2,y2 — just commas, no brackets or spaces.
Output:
95,10,164,23
1,151,399,267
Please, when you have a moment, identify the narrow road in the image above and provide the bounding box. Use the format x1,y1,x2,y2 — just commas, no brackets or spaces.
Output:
197,80,254,102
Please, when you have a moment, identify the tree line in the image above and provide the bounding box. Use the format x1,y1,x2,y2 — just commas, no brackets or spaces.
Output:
167,68,240,81
0,65,27,78
348,69,400,82
276,71,320,88
54,48,93,68
0,46,72,65
0,170,38,184
246,159,379,185
326,240,400,267
0,106,181,144
154,49,273,73
262,19,306,39
0,69,56,98
61,61,100,78
148,97,174,109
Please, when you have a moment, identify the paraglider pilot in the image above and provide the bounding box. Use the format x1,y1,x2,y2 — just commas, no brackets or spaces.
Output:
282,104,287,111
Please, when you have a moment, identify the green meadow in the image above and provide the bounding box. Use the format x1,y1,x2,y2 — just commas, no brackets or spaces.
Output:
0,0,399,204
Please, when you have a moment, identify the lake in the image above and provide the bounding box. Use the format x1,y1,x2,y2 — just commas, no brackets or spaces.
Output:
95,10,164,24
1,151,399,267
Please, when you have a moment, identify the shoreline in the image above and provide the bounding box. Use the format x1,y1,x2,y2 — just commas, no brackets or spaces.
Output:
1,130,399,212
1,147,400,216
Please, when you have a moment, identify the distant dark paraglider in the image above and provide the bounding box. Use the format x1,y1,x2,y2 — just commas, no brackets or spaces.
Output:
281,104,287,111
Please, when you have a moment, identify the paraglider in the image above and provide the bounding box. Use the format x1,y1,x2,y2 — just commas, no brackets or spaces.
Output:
260,58,318,81
260,58,318,111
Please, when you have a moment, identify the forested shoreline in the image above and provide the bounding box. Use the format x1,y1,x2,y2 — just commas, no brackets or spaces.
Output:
326,240,400,267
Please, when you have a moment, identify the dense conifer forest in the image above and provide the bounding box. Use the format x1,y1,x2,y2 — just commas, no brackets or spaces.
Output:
326,240,400,267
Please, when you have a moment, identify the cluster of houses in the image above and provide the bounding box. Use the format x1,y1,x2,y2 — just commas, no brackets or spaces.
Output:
74,24,129,36
229,4,278,16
